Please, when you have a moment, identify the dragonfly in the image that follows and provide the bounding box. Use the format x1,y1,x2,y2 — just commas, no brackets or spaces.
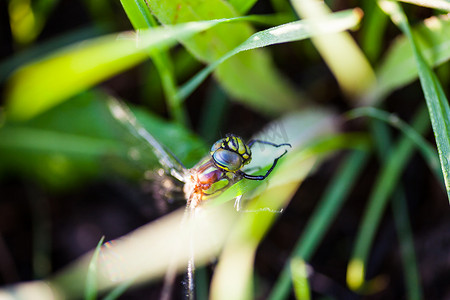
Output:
106,97,291,299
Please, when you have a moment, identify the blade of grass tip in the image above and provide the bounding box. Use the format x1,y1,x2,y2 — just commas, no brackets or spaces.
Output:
391,191,423,300
291,0,376,100
290,258,311,300
120,0,187,126
177,9,363,101
85,236,105,300
397,0,450,11
269,150,370,300
378,0,450,203
370,117,423,300
347,105,430,292
102,279,134,300
346,107,444,186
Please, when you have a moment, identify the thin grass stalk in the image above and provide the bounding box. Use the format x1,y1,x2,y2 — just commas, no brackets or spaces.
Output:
347,105,430,291
347,107,443,185
102,280,134,300
392,191,423,300
370,119,423,300
85,237,105,300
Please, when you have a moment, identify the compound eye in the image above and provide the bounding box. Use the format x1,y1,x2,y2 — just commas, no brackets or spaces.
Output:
210,139,225,153
212,149,243,172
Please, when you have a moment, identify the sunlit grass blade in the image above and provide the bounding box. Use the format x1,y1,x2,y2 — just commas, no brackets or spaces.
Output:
397,0,450,11
291,0,376,100
346,107,443,185
44,204,238,299
362,14,450,105
0,26,105,82
290,258,311,300
269,150,369,300
85,236,105,300
120,0,187,125
378,0,450,202
177,9,363,101
347,105,430,292
5,19,226,121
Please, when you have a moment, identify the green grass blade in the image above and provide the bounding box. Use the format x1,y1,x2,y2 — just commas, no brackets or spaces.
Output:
5,19,225,121
120,0,187,125
347,105,430,291
290,258,311,300
392,191,423,300
360,0,389,63
363,14,450,105
177,9,363,101
291,0,376,100
346,107,443,185
378,0,450,202
85,236,105,300
370,117,423,300
269,150,369,300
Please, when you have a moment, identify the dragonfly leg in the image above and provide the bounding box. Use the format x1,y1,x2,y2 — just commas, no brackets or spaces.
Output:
247,139,291,149
239,149,288,180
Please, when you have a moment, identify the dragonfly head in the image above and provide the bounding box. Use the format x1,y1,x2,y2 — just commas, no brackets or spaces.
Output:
210,134,251,172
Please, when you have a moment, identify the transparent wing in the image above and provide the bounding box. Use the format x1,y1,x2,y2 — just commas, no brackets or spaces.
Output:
106,96,187,182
